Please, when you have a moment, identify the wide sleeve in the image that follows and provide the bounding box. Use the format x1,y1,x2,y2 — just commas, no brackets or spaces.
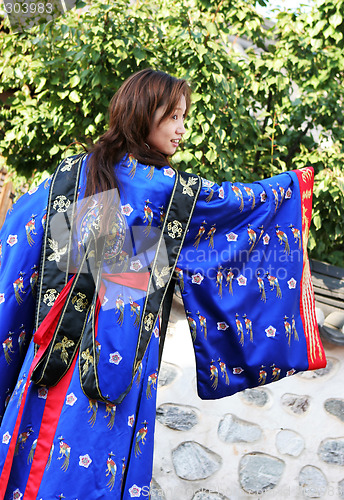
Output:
0,179,50,418
176,167,326,400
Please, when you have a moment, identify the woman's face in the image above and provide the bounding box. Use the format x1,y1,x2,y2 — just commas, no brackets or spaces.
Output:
146,95,186,156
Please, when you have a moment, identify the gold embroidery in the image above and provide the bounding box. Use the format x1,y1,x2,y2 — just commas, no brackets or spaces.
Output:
53,336,75,364
154,266,171,288
180,176,198,196
300,167,313,182
72,292,89,312
47,238,68,262
167,220,182,239
128,154,137,179
43,288,59,307
144,165,155,180
61,157,79,172
301,196,311,246
53,195,71,213
144,313,154,331
81,348,94,376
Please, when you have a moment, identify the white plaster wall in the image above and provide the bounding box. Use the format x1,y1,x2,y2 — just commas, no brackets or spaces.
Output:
153,297,344,500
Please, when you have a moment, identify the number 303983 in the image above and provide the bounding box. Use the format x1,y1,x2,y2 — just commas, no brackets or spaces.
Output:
3,2,53,14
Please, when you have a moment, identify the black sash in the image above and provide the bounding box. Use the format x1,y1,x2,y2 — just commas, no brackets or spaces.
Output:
32,153,90,385
32,156,201,405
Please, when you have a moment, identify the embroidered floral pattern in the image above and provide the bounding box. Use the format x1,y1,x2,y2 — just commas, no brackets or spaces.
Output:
260,191,267,202
236,275,247,286
263,233,270,245
226,232,238,242
163,167,175,178
233,367,244,374
66,393,77,406
79,454,92,468
130,260,143,272
265,325,276,338
287,278,297,289
109,352,122,365
2,431,11,444
6,234,18,247
191,273,204,285
121,204,134,216
38,387,48,399
285,187,292,199
217,322,229,331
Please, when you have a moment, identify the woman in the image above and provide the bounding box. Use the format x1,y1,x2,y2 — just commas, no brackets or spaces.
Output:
0,69,325,499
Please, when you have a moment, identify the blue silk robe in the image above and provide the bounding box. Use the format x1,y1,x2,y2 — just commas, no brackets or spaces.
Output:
0,155,325,499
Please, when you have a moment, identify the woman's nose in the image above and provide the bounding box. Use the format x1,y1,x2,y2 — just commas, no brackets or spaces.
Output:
177,122,186,135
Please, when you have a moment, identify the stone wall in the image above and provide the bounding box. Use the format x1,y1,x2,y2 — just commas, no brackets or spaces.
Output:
152,298,344,500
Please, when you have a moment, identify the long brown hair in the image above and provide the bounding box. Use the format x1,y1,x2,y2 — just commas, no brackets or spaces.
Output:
84,69,191,199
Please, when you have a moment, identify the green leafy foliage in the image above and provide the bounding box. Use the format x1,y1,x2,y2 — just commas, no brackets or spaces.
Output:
0,0,343,265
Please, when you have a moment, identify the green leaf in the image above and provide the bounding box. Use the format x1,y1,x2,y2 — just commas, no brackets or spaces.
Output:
205,149,217,162
36,77,46,93
252,81,259,95
49,145,60,155
133,48,146,63
192,93,202,103
14,68,24,79
205,22,218,36
313,214,321,230
179,151,194,162
329,13,343,28
191,134,204,146
91,74,101,87
69,90,80,103
70,75,81,88
57,91,69,99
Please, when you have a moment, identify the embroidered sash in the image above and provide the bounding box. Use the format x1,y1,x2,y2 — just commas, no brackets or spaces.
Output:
31,156,201,405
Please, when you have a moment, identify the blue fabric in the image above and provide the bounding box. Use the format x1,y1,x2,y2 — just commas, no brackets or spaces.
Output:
0,156,319,499
179,173,309,399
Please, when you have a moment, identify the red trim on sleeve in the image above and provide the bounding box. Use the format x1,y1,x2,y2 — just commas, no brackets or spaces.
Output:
293,167,326,370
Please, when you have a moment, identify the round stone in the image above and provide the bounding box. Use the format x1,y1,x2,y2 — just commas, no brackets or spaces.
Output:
276,429,304,457
172,441,222,480
299,465,328,498
318,438,344,466
156,404,199,431
321,312,344,345
324,399,344,423
239,388,270,407
158,362,179,388
239,452,285,494
297,357,338,379
281,393,310,414
192,490,229,500
325,311,344,330
218,414,262,443
315,307,325,327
